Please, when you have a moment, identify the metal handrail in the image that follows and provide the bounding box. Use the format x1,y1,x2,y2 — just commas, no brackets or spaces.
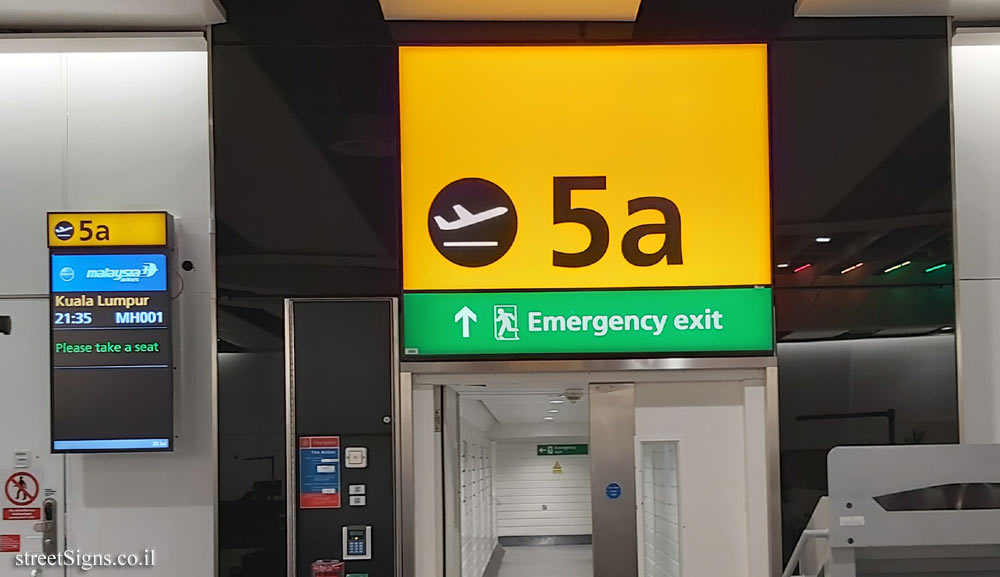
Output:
782,528,830,577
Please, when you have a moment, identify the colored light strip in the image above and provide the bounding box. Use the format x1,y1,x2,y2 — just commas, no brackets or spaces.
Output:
793,264,812,273
925,263,948,273
883,261,911,274
53,438,170,451
841,262,864,274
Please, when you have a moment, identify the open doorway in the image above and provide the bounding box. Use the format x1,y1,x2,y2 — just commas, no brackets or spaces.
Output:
443,380,594,577
463,383,592,576
408,364,778,577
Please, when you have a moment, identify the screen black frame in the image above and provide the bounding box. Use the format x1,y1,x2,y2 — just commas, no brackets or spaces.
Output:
49,245,175,454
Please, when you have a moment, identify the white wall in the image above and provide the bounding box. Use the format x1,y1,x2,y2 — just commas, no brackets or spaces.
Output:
636,381,751,577
952,31,1000,443
641,442,680,577
460,407,497,577
0,36,215,576
494,440,592,537
492,422,589,440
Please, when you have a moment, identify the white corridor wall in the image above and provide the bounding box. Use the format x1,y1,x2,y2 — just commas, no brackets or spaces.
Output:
494,440,592,537
460,401,498,577
0,35,215,576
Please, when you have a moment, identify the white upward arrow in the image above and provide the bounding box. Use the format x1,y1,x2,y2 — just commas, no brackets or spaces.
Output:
454,306,477,338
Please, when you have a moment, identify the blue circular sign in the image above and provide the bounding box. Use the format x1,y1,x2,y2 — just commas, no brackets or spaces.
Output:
605,482,623,500
59,267,75,282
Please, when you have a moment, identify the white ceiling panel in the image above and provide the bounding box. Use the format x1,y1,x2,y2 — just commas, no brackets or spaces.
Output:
0,0,225,28
795,0,1000,21
460,390,589,425
379,0,641,21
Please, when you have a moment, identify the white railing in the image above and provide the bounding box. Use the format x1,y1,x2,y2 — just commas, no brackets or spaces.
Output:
782,497,831,577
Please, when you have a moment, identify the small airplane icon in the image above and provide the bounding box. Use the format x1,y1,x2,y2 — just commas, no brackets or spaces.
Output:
434,204,509,231
54,225,73,234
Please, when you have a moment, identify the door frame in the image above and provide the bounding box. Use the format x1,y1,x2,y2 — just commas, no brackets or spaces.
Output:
403,357,779,577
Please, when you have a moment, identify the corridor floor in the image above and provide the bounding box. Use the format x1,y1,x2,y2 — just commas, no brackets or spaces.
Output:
497,545,593,577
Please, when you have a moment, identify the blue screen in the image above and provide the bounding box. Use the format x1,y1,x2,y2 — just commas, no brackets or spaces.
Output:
51,253,167,293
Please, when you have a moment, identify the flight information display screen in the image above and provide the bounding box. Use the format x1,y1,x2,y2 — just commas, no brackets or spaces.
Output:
50,251,173,452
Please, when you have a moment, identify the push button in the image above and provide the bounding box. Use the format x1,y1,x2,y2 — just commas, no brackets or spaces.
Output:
344,447,368,469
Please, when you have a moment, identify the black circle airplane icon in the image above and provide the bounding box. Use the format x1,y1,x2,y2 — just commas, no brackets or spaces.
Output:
428,178,518,267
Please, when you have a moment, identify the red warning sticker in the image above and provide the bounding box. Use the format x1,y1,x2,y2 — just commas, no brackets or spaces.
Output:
4,473,39,507
3,508,41,521
0,534,19,553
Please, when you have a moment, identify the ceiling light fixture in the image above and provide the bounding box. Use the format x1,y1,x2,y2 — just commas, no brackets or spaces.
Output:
942,326,954,331
549,399,565,404
816,237,832,243
883,261,911,274
544,416,555,421
777,263,789,269
547,409,560,414
925,263,948,273
793,263,812,273
841,262,864,274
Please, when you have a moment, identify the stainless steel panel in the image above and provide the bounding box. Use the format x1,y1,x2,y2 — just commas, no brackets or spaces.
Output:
284,298,296,577
590,383,638,577
766,365,783,574
393,305,412,577
402,355,776,375
442,386,462,577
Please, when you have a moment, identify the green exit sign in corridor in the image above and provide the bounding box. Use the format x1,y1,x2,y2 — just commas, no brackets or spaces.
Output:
403,287,773,358
538,444,589,456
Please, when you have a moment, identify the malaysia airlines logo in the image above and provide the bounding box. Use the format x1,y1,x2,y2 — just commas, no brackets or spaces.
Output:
84,262,160,283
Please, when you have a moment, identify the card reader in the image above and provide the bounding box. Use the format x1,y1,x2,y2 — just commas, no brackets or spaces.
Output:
342,525,372,560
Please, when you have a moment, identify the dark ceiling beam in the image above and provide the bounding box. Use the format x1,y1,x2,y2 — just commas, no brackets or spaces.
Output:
774,211,950,236
217,254,398,270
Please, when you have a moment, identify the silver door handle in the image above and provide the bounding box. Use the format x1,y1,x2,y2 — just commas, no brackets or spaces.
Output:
34,498,58,556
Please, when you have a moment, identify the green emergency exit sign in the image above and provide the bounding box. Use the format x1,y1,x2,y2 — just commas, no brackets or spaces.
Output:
403,287,773,358
538,444,589,456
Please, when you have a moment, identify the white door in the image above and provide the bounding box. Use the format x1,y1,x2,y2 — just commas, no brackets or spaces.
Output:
0,299,66,577
0,48,68,576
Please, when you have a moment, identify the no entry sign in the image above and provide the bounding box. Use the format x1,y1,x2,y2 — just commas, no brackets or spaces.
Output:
4,473,38,507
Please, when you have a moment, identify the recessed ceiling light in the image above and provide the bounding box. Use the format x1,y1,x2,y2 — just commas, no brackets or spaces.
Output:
547,409,560,413
544,416,555,421
883,261,911,274
841,262,864,275
777,263,789,268
816,237,832,243
549,399,565,404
